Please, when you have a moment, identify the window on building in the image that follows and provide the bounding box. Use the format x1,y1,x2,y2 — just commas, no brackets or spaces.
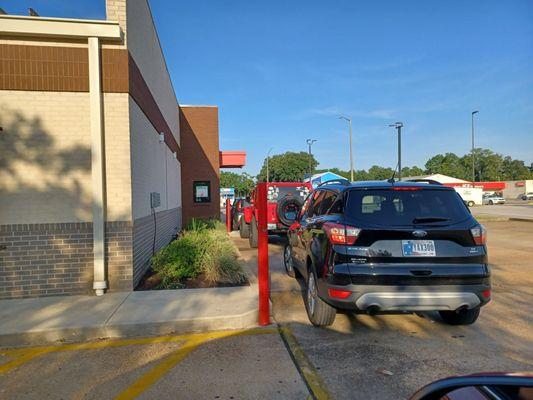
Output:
193,181,211,203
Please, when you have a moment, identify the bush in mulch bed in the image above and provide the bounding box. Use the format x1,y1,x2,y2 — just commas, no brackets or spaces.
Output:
147,218,247,289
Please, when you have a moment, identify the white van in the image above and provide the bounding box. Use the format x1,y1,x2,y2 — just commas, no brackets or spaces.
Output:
454,186,483,207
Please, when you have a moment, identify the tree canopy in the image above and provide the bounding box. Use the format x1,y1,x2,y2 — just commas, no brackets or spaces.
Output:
313,148,532,182
220,172,255,196
257,151,318,182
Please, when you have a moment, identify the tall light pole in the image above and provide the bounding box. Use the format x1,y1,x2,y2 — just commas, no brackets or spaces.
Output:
471,110,479,182
339,115,354,181
266,147,273,184
306,139,317,175
389,122,404,180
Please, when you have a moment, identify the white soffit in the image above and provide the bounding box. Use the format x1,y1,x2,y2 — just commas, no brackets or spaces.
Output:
0,15,121,40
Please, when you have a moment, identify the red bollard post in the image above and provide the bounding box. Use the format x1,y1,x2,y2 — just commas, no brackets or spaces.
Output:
225,198,231,233
256,182,270,325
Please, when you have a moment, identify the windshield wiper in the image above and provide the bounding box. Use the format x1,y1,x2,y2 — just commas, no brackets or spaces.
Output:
412,216,450,224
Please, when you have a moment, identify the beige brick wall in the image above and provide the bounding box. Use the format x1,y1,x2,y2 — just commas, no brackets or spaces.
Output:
103,93,133,221
129,97,181,220
0,91,92,224
105,0,127,49
0,91,132,224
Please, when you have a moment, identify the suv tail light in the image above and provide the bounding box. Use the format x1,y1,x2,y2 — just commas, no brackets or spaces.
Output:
470,225,487,245
323,222,361,245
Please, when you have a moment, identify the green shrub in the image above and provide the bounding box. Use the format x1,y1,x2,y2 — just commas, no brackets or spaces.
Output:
151,223,246,288
185,218,226,232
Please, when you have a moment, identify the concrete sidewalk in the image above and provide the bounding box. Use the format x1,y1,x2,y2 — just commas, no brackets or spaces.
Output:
0,284,258,347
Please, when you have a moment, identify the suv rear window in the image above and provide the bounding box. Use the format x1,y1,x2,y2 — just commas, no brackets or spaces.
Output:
345,188,470,226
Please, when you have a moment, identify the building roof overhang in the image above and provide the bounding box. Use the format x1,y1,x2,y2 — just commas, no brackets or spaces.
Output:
0,14,122,40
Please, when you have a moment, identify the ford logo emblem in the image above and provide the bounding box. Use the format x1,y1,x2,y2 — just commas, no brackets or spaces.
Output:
412,230,427,238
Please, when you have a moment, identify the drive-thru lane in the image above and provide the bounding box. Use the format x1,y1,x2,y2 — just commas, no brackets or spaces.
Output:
236,220,533,400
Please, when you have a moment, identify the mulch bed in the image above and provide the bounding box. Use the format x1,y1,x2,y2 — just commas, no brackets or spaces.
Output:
136,268,249,291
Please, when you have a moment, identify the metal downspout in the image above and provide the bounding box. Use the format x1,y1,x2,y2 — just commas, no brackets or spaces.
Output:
88,36,107,295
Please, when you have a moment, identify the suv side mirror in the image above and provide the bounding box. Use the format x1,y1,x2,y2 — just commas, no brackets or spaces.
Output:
410,374,533,400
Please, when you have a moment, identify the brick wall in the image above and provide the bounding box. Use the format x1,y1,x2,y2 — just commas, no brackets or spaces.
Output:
179,106,220,226
132,207,181,286
0,221,133,299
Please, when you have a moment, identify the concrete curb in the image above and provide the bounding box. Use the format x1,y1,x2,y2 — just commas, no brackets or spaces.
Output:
0,284,259,347
0,308,259,347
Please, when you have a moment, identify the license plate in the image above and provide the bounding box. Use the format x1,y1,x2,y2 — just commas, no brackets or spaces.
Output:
267,223,277,230
402,240,436,257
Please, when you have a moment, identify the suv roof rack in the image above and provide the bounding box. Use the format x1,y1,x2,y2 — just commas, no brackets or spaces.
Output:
317,179,351,187
404,178,443,185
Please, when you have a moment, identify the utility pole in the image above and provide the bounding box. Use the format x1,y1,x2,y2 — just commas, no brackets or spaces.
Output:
266,147,273,184
471,111,479,182
306,139,317,175
389,122,404,180
339,115,354,181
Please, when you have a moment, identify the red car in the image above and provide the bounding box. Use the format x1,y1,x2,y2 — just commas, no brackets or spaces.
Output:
241,182,312,248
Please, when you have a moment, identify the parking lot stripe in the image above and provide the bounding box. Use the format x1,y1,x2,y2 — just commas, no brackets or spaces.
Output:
279,325,333,400
113,328,276,400
0,328,275,376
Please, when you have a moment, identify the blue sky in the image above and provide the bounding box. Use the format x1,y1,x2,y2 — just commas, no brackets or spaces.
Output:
8,0,533,175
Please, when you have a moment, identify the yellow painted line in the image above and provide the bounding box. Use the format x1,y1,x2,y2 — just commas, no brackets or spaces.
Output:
114,328,275,400
0,328,275,377
279,325,333,400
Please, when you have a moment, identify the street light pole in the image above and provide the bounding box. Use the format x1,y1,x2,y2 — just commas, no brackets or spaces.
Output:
306,139,317,175
339,115,354,181
471,111,479,182
389,122,404,180
266,147,273,184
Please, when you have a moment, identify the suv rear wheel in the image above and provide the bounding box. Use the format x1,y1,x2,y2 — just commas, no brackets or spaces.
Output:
249,217,258,248
305,270,336,326
239,221,250,238
439,308,480,325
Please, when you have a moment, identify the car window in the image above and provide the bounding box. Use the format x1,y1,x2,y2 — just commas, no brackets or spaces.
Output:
345,188,471,226
308,190,326,218
319,191,337,215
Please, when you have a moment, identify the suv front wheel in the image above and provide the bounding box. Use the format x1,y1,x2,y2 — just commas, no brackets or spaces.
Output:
305,270,336,326
283,245,295,278
439,308,480,325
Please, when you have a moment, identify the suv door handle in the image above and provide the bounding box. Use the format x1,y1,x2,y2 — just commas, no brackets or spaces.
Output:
410,270,432,277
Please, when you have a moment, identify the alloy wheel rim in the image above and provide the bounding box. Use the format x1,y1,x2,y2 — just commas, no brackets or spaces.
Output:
308,274,316,315
285,247,293,272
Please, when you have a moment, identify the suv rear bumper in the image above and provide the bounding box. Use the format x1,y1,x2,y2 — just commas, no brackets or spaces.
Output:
322,283,491,312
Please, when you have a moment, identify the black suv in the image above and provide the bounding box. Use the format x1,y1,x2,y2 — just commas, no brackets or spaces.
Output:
284,180,491,327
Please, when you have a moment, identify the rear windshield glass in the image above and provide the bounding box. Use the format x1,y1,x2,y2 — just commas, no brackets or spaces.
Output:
345,188,470,226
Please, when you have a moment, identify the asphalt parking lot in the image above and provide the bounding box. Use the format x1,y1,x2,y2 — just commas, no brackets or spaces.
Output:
472,202,533,220
1,220,531,400
238,219,533,399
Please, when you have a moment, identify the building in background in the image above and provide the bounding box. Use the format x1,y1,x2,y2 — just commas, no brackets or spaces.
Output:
0,0,244,299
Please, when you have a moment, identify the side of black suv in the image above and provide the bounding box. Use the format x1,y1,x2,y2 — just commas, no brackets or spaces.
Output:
285,180,491,327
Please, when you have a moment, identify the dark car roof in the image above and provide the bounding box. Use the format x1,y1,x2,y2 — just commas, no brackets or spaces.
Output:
319,180,451,191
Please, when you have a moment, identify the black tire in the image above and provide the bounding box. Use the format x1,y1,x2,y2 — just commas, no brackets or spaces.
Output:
277,196,303,227
249,217,258,248
305,269,336,326
488,200,493,205
239,221,250,238
439,308,480,325
283,244,296,278
467,201,475,207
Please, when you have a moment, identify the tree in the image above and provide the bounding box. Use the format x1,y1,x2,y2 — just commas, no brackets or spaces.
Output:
220,172,255,196
367,165,395,180
401,166,425,178
501,156,531,180
257,151,318,182
425,152,469,180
